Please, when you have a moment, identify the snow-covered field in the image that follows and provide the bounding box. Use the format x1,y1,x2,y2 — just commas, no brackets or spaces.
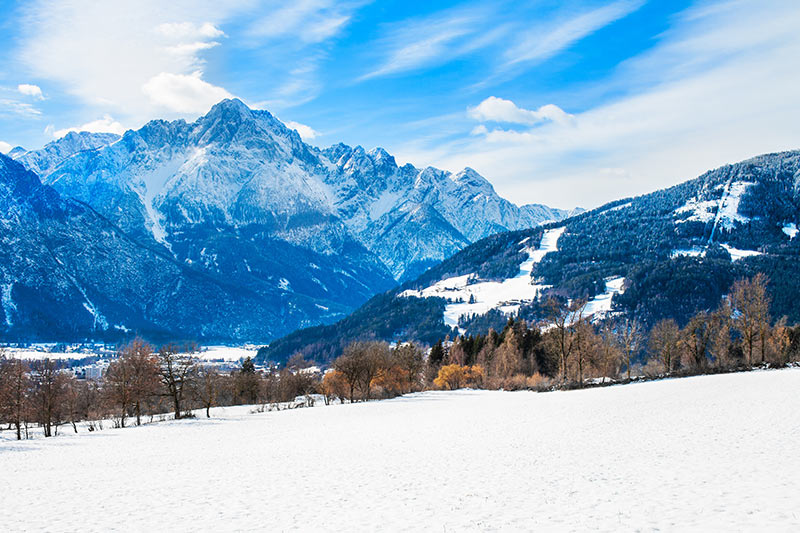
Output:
1,344,258,362
3,369,800,531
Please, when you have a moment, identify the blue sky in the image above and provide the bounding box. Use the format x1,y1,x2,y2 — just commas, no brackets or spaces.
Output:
0,0,798,208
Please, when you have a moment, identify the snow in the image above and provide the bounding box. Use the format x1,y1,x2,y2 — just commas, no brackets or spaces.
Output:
581,276,625,319
782,222,798,239
603,201,631,213
675,198,717,223
196,345,259,362
675,181,753,232
671,247,706,258
137,155,183,246
3,368,800,531
2,345,108,360
1,345,257,362
715,180,753,230
671,244,761,262
721,243,762,261
2,282,16,326
401,227,565,327
368,188,402,220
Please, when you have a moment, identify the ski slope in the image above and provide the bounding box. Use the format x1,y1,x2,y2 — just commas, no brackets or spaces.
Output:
3,368,800,531
401,227,566,328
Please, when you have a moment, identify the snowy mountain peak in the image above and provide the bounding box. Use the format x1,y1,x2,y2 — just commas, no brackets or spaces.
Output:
7,146,27,158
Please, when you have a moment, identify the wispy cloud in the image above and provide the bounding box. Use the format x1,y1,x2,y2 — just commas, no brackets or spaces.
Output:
502,0,645,69
359,1,643,84
358,8,490,80
243,0,365,44
0,98,41,117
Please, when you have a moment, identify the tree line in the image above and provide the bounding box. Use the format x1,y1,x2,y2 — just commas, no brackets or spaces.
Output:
0,341,324,440
321,273,800,398
3,274,798,440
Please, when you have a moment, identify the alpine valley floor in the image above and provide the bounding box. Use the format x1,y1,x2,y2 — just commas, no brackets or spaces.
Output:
3,369,800,531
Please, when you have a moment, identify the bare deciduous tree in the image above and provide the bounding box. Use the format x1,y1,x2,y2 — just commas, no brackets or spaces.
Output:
648,319,681,374
730,273,771,365
0,356,30,440
157,343,198,419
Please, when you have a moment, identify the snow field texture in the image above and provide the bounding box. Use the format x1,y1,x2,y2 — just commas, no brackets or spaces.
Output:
3,368,800,531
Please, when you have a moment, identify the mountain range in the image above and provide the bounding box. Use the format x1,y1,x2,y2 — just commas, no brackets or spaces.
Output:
0,99,570,342
258,150,800,363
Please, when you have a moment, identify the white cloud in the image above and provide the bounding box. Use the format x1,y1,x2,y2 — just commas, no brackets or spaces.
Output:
396,1,800,209
244,1,360,44
284,120,319,141
359,8,492,81
468,97,573,126
0,99,41,117
50,115,127,138
17,83,44,99
503,0,645,68
156,21,225,40
16,1,361,126
0,141,13,154
142,71,233,114
17,1,244,124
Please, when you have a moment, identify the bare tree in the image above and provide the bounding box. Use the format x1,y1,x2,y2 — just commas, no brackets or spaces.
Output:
648,319,681,374
617,317,642,380
572,319,600,386
682,311,711,370
104,355,133,428
729,274,771,365
0,357,30,440
546,297,586,382
494,327,522,379
709,301,734,368
392,342,425,393
195,366,221,417
125,339,160,426
31,359,66,437
157,343,198,419
597,323,622,380
357,342,390,401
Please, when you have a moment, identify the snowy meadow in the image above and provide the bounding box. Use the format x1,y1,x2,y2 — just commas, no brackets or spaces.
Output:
3,368,799,531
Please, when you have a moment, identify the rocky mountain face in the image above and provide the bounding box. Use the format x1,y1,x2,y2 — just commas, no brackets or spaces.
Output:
258,150,800,363
0,155,394,342
2,99,567,342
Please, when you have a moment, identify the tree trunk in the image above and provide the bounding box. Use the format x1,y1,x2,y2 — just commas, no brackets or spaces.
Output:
206,405,210,418
173,394,181,420
135,401,142,426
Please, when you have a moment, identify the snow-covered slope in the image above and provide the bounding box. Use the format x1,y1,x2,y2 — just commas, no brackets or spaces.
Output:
401,227,566,328
4,368,800,531
14,131,120,178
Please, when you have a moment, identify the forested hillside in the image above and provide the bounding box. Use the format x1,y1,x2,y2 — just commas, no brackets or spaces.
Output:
258,150,800,364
